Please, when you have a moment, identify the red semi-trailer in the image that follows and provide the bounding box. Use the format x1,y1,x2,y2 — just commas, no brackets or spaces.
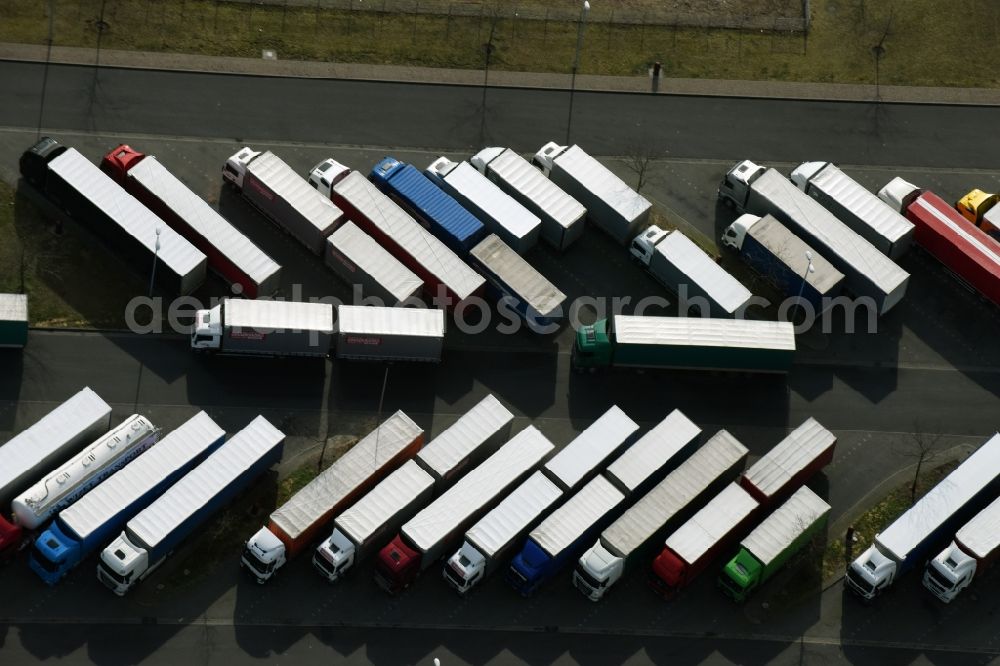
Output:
879,178,1000,307
102,145,282,298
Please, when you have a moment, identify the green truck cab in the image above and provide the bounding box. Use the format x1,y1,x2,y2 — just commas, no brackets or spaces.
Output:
572,319,612,370
718,547,766,602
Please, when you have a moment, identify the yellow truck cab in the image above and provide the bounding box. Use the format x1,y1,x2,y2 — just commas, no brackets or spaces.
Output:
956,189,1000,238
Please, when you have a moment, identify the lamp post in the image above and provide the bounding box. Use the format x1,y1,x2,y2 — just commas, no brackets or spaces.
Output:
794,250,815,323
565,0,591,146
148,226,161,298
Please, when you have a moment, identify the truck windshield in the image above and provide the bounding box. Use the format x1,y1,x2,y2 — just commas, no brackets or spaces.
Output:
30,545,61,572
443,565,466,587
845,567,875,594
718,573,742,596
574,565,604,589
97,561,130,584
242,548,271,574
924,566,956,592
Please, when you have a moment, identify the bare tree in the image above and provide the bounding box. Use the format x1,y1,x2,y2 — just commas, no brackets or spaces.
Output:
624,140,665,194
893,426,944,504
869,7,894,100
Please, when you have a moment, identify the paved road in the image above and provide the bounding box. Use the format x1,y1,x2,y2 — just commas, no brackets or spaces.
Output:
2,61,1000,168
3,330,999,440
1,614,997,666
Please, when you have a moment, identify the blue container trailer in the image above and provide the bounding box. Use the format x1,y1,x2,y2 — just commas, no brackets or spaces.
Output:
369,157,485,256
29,412,226,585
97,416,284,595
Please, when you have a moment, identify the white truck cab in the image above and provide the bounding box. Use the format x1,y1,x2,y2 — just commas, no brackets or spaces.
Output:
573,542,623,601
531,142,565,176
720,214,762,251
222,147,260,189
628,225,668,267
443,541,487,594
877,177,921,214
469,147,505,175
312,529,356,583
307,158,352,198
97,534,147,596
191,305,223,352
924,542,976,603
718,159,765,209
426,156,459,180
241,527,286,583
845,545,896,600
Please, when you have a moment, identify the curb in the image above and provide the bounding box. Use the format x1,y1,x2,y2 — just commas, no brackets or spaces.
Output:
3,43,1000,107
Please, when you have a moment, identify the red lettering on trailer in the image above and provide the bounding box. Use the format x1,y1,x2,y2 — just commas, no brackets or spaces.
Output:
329,248,356,273
230,329,266,341
346,336,381,346
248,176,275,201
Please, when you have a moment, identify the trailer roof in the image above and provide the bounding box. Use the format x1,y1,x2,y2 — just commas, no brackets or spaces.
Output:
742,418,835,499
612,316,796,352
336,305,444,339
225,299,334,333
655,231,752,315
16,415,158,527
403,426,554,552
335,459,434,545
247,151,344,235
333,172,485,300
470,235,566,318
601,430,748,557
0,293,27,323
544,406,639,491
371,158,483,244
60,412,225,541
911,193,1000,274
465,470,563,559
47,149,206,278
0,388,111,496
417,394,514,482
441,161,540,241
271,411,422,541
483,148,586,230
956,493,1000,560
328,222,423,304
664,483,758,564
604,410,701,494
799,162,914,245
556,145,650,223
740,485,830,567
128,416,284,550
128,156,281,286
531,474,624,557
754,169,908,295
749,216,844,295
878,433,1000,560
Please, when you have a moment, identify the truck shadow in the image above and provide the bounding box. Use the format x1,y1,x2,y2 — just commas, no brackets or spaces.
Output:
897,248,1000,397
0,348,23,429
14,465,280,664
839,576,999,666
568,364,791,435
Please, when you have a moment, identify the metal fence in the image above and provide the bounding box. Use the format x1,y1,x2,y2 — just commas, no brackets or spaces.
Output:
221,0,809,33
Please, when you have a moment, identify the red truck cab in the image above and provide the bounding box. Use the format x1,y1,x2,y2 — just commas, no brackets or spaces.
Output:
0,515,23,561
648,548,686,598
374,535,420,594
99,144,146,184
